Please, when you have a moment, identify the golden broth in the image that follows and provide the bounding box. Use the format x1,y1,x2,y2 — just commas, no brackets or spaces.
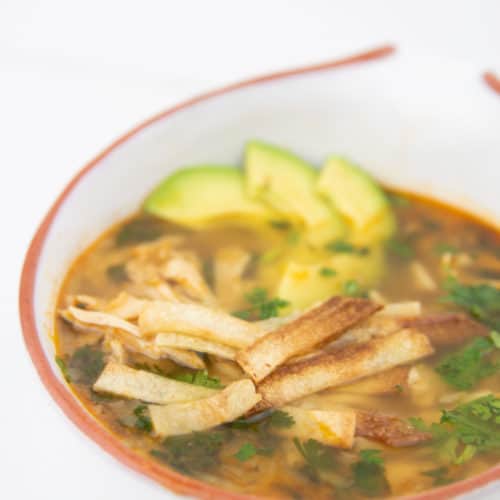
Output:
55,191,500,499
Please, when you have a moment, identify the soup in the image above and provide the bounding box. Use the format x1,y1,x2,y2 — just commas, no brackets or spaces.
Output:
54,142,500,499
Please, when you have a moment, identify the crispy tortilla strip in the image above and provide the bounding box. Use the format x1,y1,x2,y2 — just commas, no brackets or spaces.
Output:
155,332,236,360
258,329,434,407
356,411,432,447
149,379,261,437
340,366,411,395
377,301,421,317
111,329,205,369
138,301,262,348
103,292,148,320
276,406,356,449
401,313,489,347
93,362,216,403
237,297,381,382
62,306,141,337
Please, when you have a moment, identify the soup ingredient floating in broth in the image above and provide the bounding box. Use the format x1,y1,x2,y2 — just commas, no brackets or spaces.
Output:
54,140,500,499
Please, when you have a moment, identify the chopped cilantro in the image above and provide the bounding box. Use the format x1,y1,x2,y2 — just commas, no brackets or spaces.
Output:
435,336,499,389
233,287,289,320
325,240,369,256
133,405,152,433
115,217,165,246
106,263,129,283
387,238,414,259
68,345,105,385
352,449,390,497
260,248,283,264
434,243,459,255
441,278,500,330
269,220,291,230
234,442,257,461
491,330,500,348
343,280,362,297
293,438,337,472
319,267,337,277
394,384,404,393
55,356,71,383
151,430,227,474
410,394,500,464
171,370,223,389
422,466,453,486
269,410,295,428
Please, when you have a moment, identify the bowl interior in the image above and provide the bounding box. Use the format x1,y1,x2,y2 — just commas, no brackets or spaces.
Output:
27,49,500,498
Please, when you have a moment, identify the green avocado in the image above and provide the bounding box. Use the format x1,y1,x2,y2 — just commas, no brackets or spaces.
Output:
143,166,275,227
317,157,396,245
276,246,385,310
244,141,346,246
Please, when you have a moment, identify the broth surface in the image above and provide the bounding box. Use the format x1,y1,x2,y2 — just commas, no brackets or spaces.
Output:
55,190,500,499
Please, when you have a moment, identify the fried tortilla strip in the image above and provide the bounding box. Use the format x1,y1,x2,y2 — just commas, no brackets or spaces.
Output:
155,332,236,360
138,301,263,348
356,411,432,447
340,366,411,395
103,292,149,320
275,406,356,449
237,297,381,382
149,379,261,437
110,330,206,370
93,362,216,403
401,313,489,347
377,301,422,317
258,329,434,407
62,306,141,337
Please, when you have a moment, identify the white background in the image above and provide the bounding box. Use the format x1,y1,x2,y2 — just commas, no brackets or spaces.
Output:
2,1,500,498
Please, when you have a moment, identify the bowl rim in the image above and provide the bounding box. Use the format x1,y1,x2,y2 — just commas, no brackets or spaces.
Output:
19,44,499,500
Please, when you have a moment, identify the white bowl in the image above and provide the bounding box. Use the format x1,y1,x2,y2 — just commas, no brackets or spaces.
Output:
20,46,500,499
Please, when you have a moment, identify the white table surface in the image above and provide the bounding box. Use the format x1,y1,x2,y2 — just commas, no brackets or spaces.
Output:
2,1,499,498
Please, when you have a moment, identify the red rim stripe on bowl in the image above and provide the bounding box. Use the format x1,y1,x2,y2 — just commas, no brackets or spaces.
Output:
484,71,500,95
19,44,500,499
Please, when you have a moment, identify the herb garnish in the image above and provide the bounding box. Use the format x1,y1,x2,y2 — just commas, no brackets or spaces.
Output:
55,356,71,383
325,240,370,256
387,238,414,259
319,267,337,277
68,345,105,384
171,370,223,389
410,394,500,464
422,466,453,486
115,217,165,246
435,335,499,389
343,280,362,297
434,243,459,255
106,263,129,283
233,287,289,320
441,278,500,330
352,449,390,497
293,438,337,472
269,410,295,428
269,220,291,230
151,431,228,474
133,405,152,433
233,442,274,461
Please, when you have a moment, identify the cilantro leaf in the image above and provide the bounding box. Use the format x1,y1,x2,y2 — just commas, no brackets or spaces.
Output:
442,278,500,330
343,280,363,297
435,336,499,389
233,287,289,320
352,449,390,497
151,431,227,475
55,356,71,383
293,438,337,472
422,466,453,486
234,442,257,461
68,345,105,385
269,410,295,428
325,240,370,255
387,238,414,259
319,267,337,277
409,395,500,464
171,370,223,389
133,405,152,433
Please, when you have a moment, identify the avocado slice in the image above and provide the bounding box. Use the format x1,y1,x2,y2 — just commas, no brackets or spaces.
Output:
276,247,385,310
144,166,275,227
317,157,396,245
245,141,346,246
